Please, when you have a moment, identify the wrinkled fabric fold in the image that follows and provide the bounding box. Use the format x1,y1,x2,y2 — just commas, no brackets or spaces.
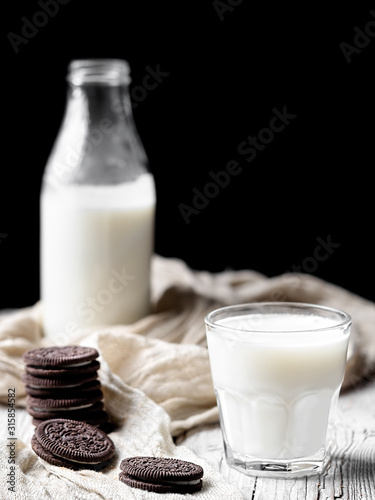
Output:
0,353,243,499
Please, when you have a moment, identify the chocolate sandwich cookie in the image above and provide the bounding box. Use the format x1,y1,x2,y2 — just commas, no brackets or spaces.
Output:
27,391,103,411
27,400,105,421
119,456,204,494
22,371,98,388
26,360,100,378
25,379,101,398
23,346,99,368
32,408,109,428
32,419,115,469
31,435,82,470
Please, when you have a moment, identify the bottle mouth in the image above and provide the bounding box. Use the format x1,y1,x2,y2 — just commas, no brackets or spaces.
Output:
67,59,131,85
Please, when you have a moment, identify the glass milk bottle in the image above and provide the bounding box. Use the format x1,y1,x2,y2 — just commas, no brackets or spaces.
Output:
40,59,156,341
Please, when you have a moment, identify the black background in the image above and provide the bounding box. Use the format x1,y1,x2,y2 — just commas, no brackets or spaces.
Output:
2,1,375,309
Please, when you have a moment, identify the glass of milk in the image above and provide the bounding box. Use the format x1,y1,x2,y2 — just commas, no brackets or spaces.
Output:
40,60,156,342
205,302,351,478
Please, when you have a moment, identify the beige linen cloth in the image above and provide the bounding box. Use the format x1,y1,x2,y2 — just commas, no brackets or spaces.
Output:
0,254,375,499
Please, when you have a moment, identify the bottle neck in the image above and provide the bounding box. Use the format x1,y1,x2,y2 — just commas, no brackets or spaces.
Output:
68,59,130,85
66,59,132,127
43,59,148,188
66,83,132,128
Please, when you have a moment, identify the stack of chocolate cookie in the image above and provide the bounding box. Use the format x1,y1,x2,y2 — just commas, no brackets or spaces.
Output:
22,346,109,429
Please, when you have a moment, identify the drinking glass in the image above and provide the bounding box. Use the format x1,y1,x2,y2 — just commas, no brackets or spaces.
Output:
205,302,351,478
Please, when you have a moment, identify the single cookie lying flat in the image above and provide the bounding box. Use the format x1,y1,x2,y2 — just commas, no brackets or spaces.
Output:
22,371,99,388
25,379,101,398
32,418,115,469
26,360,100,378
27,401,105,421
23,346,99,367
119,456,204,494
26,390,103,410
31,409,109,428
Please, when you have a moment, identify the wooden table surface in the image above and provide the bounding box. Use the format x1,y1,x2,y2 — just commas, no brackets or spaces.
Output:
1,379,374,499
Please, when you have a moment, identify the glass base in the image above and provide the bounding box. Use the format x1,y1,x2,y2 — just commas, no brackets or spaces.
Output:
224,442,331,478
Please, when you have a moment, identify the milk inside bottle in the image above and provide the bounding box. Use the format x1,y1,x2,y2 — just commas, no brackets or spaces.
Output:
40,59,156,341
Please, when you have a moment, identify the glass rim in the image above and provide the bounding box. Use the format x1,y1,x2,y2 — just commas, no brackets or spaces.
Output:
67,58,131,86
204,301,352,334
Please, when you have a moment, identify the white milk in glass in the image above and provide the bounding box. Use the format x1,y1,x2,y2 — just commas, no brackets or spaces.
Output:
206,313,349,459
41,173,155,338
